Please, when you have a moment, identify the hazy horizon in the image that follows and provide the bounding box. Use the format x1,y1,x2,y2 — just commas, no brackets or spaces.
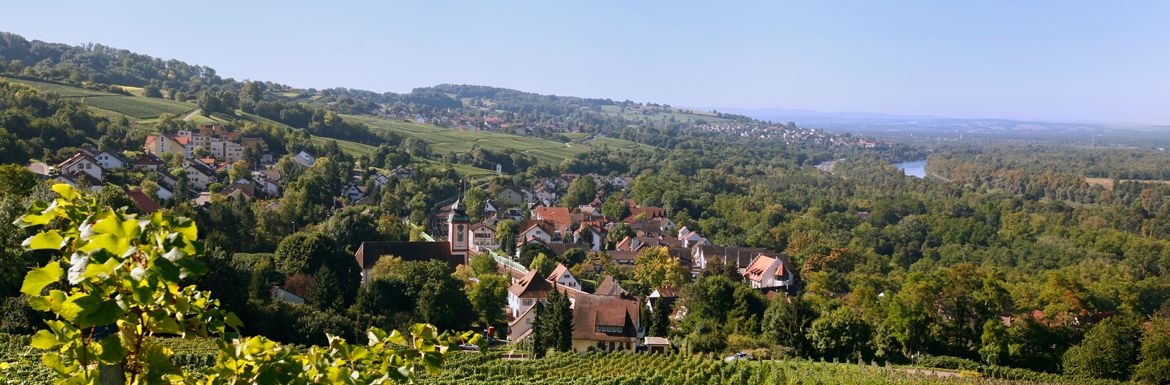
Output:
4,1,1169,125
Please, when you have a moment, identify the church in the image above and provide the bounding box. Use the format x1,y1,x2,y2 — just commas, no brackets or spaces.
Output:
354,199,472,285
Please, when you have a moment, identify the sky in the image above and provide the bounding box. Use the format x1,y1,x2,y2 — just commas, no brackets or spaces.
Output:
3,1,1169,124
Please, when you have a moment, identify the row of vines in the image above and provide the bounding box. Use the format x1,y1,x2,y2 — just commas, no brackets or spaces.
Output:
417,352,1116,385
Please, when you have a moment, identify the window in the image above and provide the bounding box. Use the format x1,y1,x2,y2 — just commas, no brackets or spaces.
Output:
456,225,464,242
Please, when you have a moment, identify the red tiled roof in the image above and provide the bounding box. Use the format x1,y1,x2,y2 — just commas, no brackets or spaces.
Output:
127,189,160,213
508,269,553,299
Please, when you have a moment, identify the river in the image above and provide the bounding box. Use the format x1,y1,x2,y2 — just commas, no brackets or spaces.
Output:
893,159,927,178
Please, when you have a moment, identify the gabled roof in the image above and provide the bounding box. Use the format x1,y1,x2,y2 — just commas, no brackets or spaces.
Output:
546,263,571,282
571,294,639,342
532,207,573,233
133,154,166,167
127,189,160,213
594,276,627,297
651,287,681,298
184,160,216,177
508,269,553,298
57,152,99,170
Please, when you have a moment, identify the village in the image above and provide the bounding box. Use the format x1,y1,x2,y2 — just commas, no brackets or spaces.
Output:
22,122,800,354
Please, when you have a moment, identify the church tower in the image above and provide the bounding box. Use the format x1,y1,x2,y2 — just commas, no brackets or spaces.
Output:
447,198,471,264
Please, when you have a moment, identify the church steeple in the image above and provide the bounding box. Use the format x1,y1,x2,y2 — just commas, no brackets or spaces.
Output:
447,196,471,263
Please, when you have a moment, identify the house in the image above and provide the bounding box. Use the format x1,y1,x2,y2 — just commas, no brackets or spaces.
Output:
545,264,580,290
497,187,525,205
532,207,574,238
26,162,52,178
293,151,316,168
647,287,680,314
371,174,390,189
518,221,554,245
693,245,773,274
573,224,606,251
126,189,160,213
593,275,627,297
57,152,102,181
611,176,633,189
271,287,305,305
644,337,671,354
471,222,498,251
742,253,797,290
343,184,367,201
221,180,257,200
507,269,554,317
182,160,216,191
389,166,415,179
132,154,166,171
53,172,103,193
569,293,640,353
95,151,127,170
144,134,188,158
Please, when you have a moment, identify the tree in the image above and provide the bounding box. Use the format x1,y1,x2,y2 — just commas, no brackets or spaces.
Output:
649,300,671,337
634,246,687,291
463,186,488,222
0,164,36,196
1063,315,1142,380
320,206,382,251
1134,315,1170,385
808,306,871,361
601,193,630,220
529,253,555,276
495,219,519,255
532,301,546,358
763,295,816,356
274,231,343,275
469,274,509,328
543,289,573,352
562,175,597,208
10,184,481,383
560,247,588,267
309,265,347,311
607,222,634,246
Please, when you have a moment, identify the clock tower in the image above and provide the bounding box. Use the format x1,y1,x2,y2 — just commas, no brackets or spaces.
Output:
447,198,471,264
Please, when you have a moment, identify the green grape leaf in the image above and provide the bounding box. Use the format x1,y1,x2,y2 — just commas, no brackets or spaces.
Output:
23,230,65,250
51,184,77,200
30,330,60,350
21,262,63,296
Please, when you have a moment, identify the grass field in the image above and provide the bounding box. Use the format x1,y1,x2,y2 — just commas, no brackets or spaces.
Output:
1085,177,1170,190
2,76,195,119
347,114,654,165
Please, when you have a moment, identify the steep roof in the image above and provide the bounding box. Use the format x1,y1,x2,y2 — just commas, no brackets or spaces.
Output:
127,189,160,213
594,276,627,297
546,263,571,282
57,152,99,170
184,160,216,177
571,294,639,342
508,269,553,299
354,241,458,270
532,207,573,233
744,254,779,282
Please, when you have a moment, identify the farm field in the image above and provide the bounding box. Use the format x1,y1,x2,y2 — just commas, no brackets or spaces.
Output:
1085,176,1170,190
347,114,654,164
1,76,195,119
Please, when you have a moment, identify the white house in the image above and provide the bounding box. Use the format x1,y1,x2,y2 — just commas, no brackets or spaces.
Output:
183,160,216,191
57,152,103,181
519,222,553,245
546,264,580,290
95,151,127,170
343,184,366,201
470,223,498,251
293,151,316,168
497,188,525,205
743,253,797,290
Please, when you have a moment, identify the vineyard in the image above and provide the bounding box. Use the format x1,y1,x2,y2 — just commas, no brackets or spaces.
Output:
416,352,1116,385
0,334,220,385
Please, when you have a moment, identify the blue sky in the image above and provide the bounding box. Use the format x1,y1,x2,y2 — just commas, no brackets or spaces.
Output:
4,1,1169,124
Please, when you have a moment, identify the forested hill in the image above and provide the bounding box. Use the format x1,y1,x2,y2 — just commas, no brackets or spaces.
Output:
0,31,860,153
